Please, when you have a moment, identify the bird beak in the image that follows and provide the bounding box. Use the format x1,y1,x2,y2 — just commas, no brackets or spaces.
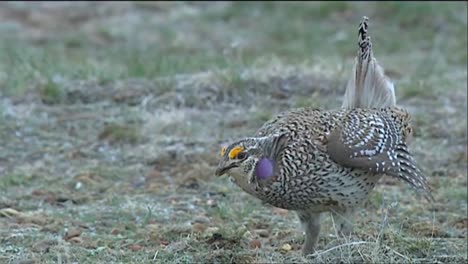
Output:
215,167,226,177
215,164,237,177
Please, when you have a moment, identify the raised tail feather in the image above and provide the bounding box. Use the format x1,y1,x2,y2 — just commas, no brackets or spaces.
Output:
393,143,435,202
341,18,434,202
342,16,396,109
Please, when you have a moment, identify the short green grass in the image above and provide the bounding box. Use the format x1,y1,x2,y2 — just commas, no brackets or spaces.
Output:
0,2,466,263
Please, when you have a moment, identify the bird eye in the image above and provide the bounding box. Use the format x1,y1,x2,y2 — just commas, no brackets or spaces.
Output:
237,152,247,160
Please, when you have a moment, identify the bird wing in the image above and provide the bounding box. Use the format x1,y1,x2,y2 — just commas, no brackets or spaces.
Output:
326,109,433,201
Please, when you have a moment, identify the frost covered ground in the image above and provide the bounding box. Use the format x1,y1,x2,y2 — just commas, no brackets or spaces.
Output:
0,2,466,263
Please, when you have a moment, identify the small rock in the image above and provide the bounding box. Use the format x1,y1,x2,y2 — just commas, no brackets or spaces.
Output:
75,182,82,190
254,229,269,238
159,239,170,246
280,243,292,252
249,239,261,249
192,223,206,233
32,190,46,196
64,227,81,241
129,244,142,251
68,237,83,244
206,199,216,207
110,228,120,235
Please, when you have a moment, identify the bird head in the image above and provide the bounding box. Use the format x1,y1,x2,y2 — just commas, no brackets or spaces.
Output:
215,133,288,194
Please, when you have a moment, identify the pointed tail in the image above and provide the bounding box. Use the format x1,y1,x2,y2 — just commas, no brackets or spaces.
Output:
342,16,396,109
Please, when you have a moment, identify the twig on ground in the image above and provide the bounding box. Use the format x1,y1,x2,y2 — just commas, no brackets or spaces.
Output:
309,241,373,257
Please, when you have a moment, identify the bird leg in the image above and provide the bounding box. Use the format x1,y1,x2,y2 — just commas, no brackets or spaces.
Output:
330,207,355,237
297,210,322,256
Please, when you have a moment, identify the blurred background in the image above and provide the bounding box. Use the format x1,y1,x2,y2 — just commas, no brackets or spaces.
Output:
0,2,466,263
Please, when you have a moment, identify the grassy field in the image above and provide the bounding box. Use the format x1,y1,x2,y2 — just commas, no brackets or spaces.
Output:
0,2,466,263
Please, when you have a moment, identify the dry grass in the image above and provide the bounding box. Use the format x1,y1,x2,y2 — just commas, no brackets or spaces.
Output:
0,1,466,263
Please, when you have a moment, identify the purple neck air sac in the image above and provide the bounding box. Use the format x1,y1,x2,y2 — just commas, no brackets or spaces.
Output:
255,158,274,180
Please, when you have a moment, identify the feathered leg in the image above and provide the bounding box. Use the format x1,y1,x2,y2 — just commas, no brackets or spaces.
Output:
297,210,322,255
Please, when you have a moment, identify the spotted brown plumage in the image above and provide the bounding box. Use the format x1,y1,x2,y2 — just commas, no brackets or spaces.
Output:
214,16,433,255
247,107,433,210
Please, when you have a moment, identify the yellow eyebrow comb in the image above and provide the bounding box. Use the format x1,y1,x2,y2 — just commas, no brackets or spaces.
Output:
228,146,244,159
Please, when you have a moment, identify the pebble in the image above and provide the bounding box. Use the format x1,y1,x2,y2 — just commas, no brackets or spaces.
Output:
192,223,206,233
249,239,261,249
68,237,83,244
254,229,269,238
64,227,81,241
280,243,292,252
129,244,142,251
110,228,120,235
